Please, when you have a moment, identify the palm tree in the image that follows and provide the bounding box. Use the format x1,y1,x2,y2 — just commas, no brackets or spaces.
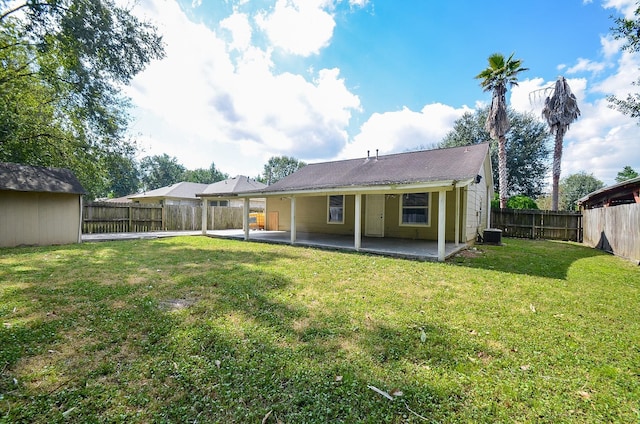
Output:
475,52,528,208
541,76,580,211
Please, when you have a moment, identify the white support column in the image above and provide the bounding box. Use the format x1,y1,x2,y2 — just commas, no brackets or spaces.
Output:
487,191,492,229
354,193,362,250
201,199,208,235
438,189,446,262
243,197,250,240
290,196,297,244
455,186,460,246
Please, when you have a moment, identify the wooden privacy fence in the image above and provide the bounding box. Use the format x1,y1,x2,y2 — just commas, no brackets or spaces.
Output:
83,203,243,233
491,209,583,242
582,203,640,263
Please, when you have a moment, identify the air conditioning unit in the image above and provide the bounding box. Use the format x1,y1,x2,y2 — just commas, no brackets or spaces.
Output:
483,228,502,245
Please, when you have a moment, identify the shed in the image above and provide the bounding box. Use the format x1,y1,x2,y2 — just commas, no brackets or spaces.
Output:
0,162,86,247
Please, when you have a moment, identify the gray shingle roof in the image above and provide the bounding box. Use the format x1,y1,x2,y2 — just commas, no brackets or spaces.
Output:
262,143,490,193
198,176,267,196
129,182,209,200
0,162,86,194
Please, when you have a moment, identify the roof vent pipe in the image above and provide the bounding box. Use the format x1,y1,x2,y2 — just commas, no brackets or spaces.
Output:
367,150,370,158
376,149,379,160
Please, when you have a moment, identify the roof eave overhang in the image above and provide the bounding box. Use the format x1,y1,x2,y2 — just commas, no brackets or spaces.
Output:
236,179,474,198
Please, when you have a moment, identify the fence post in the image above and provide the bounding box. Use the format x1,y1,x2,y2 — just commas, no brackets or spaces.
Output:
128,205,133,232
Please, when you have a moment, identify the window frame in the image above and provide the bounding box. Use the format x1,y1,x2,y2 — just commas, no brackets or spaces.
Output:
327,194,345,224
399,192,431,227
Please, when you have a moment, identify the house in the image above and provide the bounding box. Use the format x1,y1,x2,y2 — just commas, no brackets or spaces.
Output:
227,144,493,261
0,162,85,247
128,182,209,206
197,176,268,231
578,176,640,263
198,176,267,210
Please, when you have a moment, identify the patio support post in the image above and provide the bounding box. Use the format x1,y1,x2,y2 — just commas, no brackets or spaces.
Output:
438,189,446,261
201,199,208,235
243,197,250,240
455,186,460,246
354,193,362,250
290,196,297,244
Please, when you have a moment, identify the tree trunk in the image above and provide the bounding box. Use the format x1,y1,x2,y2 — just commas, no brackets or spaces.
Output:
551,128,565,211
498,135,508,208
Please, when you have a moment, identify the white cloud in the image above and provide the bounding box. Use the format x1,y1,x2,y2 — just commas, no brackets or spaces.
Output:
600,34,625,58
338,103,472,160
255,0,336,57
220,12,252,51
124,0,360,177
602,0,637,18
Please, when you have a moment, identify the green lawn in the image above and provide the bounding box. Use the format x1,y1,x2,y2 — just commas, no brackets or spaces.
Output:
1,236,638,423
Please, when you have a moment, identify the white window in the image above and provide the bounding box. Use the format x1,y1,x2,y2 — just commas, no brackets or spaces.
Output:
209,200,229,207
328,195,344,224
400,193,430,226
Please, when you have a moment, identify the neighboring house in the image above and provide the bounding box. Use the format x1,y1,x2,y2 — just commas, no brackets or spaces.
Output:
197,175,267,211
578,176,640,263
128,182,209,206
0,162,85,247
230,144,493,261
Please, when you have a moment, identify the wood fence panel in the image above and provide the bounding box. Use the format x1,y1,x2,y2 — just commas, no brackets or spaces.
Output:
208,207,243,230
83,202,162,233
583,204,640,263
165,205,201,231
491,209,582,241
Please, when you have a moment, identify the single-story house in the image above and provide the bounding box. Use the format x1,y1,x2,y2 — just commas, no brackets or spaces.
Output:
0,162,85,247
197,176,268,231
198,176,267,210
128,182,209,206
213,144,493,261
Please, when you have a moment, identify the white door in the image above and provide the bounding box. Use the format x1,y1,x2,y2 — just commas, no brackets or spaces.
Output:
365,194,385,237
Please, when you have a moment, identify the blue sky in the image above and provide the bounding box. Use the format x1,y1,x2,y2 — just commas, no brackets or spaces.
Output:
126,0,640,186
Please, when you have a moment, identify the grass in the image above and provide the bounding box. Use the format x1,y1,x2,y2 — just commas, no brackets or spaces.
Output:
0,236,639,423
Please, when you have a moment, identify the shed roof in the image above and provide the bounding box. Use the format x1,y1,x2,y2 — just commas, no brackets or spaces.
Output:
0,162,85,195
129,182,209,200
198,175,267,197
259,143,490,194
578,175,640,208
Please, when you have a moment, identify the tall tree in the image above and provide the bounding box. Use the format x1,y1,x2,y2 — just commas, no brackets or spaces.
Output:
541,76,581,211
0,0,165,199
615,165,639,182
608,3,640,119
475,52,528,208
441,106,551,198
140,154,186,191
260,156,306,185
560,172,604,211
182,162,228,184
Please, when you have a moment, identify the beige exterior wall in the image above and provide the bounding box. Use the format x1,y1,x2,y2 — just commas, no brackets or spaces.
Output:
265,189,472,242
0,191,81,247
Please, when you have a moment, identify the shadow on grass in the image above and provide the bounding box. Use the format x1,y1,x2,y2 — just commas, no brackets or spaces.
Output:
0,238,469,422
450,238,611,280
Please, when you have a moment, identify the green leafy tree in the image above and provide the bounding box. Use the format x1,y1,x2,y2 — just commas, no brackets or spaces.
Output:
260,156,306,185
491,194,539,210
541,77,581,211
615,165,639,182
140,154,186,191
0,0,165,199
608,4,640,119
441,106,551,198
182,162,228,184
104,150,140,198
475,52,528,208
560,172,604,211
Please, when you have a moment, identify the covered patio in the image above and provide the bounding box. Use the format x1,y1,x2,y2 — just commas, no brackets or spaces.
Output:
206,229,468,261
